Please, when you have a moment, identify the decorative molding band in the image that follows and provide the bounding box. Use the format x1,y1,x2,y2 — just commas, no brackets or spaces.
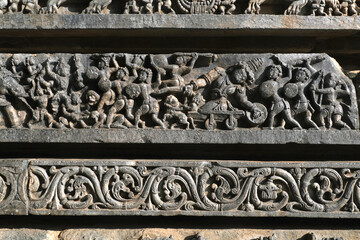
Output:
1,129,360,145
0,15,360,34
3,159,360,217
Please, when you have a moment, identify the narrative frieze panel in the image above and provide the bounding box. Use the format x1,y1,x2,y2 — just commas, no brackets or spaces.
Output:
24,160,360,217
0,0,358,15
0,53,357,132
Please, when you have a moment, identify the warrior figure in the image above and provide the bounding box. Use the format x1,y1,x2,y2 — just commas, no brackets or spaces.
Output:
259,56,302,129
311,73,351,129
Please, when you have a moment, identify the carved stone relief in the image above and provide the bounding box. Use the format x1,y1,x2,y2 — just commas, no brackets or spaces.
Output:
0,0,357,15
18,160,360,216
0,53,357,131
3,159,360,219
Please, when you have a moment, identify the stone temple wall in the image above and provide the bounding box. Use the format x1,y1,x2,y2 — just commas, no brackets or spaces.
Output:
1,1,360,239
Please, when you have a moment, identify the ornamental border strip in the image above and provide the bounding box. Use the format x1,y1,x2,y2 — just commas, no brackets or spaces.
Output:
4,159,360,217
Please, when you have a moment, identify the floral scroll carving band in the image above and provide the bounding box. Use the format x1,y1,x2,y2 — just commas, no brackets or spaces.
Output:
26,161,360,216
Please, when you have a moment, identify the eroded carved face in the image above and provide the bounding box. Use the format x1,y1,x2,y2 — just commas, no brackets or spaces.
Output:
116,68,128,79
324,74,337,88
268,65,282,79
98,60,107,70
175,56,185,66
295,68,310,83
231,68,247,84
86,90,99,105
71,93,81,105
138,70,148,82
56,59,70,77
184,85,194,96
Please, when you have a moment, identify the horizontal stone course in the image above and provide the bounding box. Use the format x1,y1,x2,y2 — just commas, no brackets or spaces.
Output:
0,15,359,36
0,129,359,144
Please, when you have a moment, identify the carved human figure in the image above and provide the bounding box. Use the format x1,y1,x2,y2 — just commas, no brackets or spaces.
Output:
0,60,29,128
22,0,39,13
310,0,326,15
61,92,87,128
131,68,165,129
325,0,343,15
82,90,106,128
151,53,198,95
154,0,175,13
105,66,136,128
45,58,73,127
95,55,119,113
311,73,351,129
284,61,319,129
339,0,357,15
217,0,236,14
208,63,261,119
82,0,112,13
7,0,20,13
123,0,140,13
259,57,302,130
140,0,153,13
27,68,55,128
45,58,70,93
163,94,195,129
73,54,85,90
25,57,53,96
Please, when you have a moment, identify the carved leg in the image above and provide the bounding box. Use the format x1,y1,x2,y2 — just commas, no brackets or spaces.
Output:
333,114,351,130
106,100,125,128
226,4,235,14
267,111,276,130
4,105,20,128
304,110,319,130
348,3,357,15
152,113,166,129
284,0,308,15
82,0,112,14
219,5,225,14
284,109,302,129
188,117,195,129
245,0,264,14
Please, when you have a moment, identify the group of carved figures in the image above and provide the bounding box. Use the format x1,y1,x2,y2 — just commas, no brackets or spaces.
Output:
0,53,356,130
0,0,358,15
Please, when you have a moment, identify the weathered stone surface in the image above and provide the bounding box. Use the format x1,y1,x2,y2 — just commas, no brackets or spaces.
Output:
0,228,356,240
0,229,58,240
0,129,359,144
44,228,360,240
0,15,359,37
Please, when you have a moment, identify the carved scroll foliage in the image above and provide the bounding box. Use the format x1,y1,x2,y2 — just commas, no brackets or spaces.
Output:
0,53,357,131
27,163,360,214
